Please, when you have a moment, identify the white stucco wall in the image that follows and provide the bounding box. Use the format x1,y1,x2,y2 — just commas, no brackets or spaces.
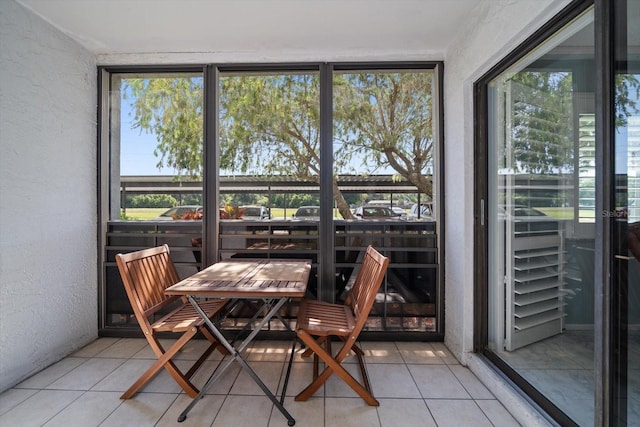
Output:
0,1,97,391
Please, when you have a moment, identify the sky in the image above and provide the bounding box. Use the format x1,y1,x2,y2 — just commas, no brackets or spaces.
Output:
119,101,172,176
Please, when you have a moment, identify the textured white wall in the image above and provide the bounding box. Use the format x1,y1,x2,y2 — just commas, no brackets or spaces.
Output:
442,0,571,359
0,1,97,391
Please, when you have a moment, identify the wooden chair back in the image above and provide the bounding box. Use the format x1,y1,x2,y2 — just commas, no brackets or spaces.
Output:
116,244,182,333
345,245,389,330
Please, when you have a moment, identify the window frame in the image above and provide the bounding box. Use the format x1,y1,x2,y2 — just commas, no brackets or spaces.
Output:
98,61,445,339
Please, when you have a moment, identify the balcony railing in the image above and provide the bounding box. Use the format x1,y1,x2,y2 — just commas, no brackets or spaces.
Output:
102,219,439,336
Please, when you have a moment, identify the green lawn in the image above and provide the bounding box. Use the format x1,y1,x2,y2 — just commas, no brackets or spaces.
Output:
121,208,166,220
536,207,573,219
535,207,596,220
121,207,345,220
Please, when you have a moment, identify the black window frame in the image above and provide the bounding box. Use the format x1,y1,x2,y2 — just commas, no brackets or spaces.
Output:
98,61,445,341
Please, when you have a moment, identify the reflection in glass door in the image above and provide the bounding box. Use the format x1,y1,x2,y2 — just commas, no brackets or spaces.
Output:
613,1,640,423
485,9,596,425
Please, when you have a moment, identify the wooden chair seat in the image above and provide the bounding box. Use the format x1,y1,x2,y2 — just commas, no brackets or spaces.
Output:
296,300,355,336
295,245,389,406
153,299,226,333
116,244,228,400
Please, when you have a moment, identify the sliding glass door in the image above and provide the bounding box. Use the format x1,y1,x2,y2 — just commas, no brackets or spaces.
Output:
484,8,596,424
478,0,640,424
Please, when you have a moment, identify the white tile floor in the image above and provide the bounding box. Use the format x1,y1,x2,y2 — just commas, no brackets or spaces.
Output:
0,338,521,427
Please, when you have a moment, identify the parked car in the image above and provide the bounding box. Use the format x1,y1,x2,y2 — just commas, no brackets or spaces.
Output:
391,206,407,218
511,206,548,218
353,205,397,219
408,203,433,219
241,205,270,220
363,200,406,218
293,206,320,220
499,205,551,219
154,205,203,220
499,205,559,236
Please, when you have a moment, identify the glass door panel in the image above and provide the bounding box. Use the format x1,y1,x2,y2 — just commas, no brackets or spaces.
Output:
217,71,321,303
486,9,595,425
332,68,440,332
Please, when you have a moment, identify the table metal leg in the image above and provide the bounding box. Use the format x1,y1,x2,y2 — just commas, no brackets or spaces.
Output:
280,338,297,405
178,296,296,426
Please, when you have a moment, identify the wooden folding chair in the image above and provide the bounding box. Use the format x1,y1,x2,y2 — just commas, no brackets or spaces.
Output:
295,245,389,405
115,244,228,399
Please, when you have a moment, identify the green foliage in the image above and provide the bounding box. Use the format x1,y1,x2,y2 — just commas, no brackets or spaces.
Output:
126,194,178,208
121,71,437,219
334,72,434,196
220,194,269,207
219,74,321,179
615,74,640,127
507,71,640,176
179,194,203,205
286,193,321,207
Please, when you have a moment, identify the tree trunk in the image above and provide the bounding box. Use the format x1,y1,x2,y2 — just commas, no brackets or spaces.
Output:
410,172,433,198
333,179,354,219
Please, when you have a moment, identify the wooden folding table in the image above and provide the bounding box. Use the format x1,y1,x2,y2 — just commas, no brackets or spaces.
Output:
165,258,311,426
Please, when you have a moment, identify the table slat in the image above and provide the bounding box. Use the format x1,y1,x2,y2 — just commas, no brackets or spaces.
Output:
165,259,311,298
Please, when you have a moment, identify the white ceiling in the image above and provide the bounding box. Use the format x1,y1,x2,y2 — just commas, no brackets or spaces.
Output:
16,0,485,57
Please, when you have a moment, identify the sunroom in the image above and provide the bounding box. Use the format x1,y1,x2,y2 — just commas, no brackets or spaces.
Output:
1,0,639,425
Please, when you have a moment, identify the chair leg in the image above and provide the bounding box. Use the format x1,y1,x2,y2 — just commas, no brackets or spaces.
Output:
121,328,200,399
354,348,373,397
337,337,372,393
312,337,332,379
312,349,319,380
295,330,379,406
301,336,327,358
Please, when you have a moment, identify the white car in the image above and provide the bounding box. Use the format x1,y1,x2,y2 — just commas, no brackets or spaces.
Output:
354,205,397,219
408,203,432,220
391,206,407,218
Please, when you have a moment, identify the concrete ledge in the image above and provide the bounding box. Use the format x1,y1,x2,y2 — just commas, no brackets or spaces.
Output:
465,353,556,427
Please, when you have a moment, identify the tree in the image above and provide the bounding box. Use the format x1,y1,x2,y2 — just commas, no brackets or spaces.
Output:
615,73,640,128
508,71,575,174
218,74,365,216
334,72,435,197
126,194,178,208
124,71,436,219
507,71,640,175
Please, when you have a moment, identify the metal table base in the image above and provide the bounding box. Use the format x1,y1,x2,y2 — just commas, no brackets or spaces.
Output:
178,296,297,426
